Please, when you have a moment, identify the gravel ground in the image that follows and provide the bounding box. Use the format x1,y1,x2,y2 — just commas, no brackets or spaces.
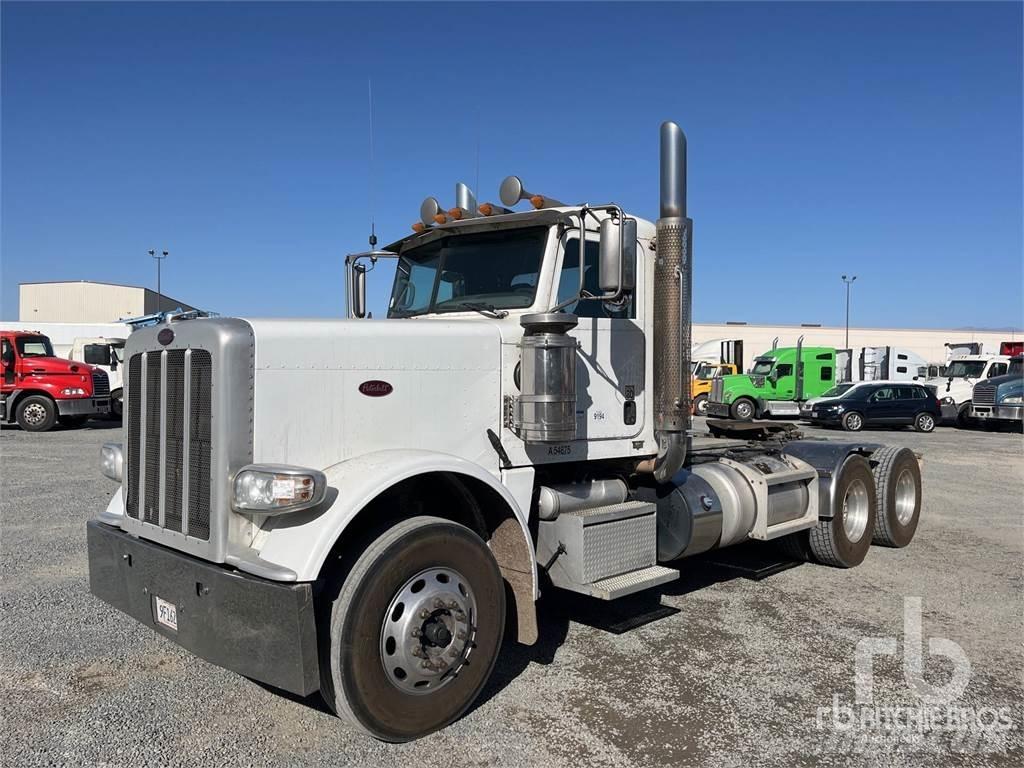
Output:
2,417,1022,766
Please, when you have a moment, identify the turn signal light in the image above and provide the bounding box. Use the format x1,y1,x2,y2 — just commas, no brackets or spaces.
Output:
433,212,447,224
447,208,465,220
479,202,494,216
529,195,545,209
412,222,426,233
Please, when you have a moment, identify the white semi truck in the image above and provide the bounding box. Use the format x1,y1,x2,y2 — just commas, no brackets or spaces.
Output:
923,353,1013,426
87,122,924,742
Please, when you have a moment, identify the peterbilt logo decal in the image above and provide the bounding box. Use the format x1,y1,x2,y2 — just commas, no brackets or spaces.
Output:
358,380,393,397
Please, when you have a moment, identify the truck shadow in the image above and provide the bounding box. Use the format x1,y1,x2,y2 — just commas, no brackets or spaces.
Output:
471,541,800,714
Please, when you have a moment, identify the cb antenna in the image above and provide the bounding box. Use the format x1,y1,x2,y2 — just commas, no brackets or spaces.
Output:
367,78,377,248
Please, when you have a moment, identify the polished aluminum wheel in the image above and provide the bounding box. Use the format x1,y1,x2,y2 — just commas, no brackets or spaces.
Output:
916,413,935,432
845,412,863,431
22,403,47,426
842,478,870,542
379,567,477,695
894,469,917,525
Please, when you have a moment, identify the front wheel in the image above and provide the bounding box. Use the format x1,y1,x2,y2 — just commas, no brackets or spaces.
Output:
913,412,936,433
15,395,57,432
730,397,756,420
321,516,505,742
841,411,864,432
692,394,709,417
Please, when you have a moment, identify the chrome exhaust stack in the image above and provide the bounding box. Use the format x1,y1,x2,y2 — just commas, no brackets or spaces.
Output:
651,121,691,482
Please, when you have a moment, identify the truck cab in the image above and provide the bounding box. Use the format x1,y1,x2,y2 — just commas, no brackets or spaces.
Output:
923,354,1012,426
86,121,924,742
69,337,126,417
1,330,110,431
706,341,837,419
971,355,1023,427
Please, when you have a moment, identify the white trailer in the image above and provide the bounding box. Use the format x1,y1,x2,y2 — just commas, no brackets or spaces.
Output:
87,122,924,742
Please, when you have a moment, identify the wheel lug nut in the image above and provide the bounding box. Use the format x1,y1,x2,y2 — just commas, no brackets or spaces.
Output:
420,661,430,669
457,630,467,640
410,627,421,637
419,609,430,619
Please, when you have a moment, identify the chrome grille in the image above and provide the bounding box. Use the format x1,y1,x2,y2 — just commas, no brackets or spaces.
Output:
91,370,110,397
973,383,997,406
125,349,213,541
711,378,724,402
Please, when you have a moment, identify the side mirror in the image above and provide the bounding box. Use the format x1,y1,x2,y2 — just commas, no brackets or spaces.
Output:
110,355,119,371
768,368,780,383
598,217,637,293
353,265,368,319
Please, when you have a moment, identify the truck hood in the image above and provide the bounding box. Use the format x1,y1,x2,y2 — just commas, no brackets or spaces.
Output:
243,317,505,470
18,355,95,377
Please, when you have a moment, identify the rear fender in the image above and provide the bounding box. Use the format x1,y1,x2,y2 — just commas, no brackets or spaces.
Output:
782,440,884,519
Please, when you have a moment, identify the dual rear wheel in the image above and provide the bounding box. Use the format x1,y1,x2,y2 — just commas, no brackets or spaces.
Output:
781,447,922,567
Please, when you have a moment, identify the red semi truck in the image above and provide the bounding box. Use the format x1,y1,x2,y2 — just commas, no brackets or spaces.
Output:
1,330,111,431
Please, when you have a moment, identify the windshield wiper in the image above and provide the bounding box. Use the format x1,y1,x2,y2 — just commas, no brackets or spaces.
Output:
438,302,509,319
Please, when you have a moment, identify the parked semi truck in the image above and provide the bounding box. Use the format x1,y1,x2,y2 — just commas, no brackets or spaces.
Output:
1,330,111,430
971,355,1023,427
87,122,924,742
922,353,1012,426
705,338,838,419
690,339,743,416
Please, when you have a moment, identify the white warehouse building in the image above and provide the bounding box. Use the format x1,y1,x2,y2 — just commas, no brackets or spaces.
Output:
19,281,197,323
692,322,1021,367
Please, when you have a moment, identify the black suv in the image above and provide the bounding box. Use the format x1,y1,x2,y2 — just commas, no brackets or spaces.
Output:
806,383,942,432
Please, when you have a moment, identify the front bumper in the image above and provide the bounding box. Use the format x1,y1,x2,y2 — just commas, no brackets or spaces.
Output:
87,520,320,695
706,401,731,418
971,403,1024,422
58,397,110,417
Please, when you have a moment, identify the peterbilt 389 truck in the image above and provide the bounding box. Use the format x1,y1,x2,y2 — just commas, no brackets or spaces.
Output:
87,122,924,742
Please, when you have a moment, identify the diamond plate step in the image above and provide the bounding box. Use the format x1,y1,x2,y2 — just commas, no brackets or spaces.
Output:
584,565,679,600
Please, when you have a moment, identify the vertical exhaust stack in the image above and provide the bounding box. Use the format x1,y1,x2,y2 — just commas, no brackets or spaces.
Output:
652,121,692,482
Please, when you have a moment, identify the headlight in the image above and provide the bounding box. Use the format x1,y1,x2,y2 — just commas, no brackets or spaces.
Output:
1001,395,1023,404
941,397,955,405
61,387,86,396
100,442,123,482
232,464,327,514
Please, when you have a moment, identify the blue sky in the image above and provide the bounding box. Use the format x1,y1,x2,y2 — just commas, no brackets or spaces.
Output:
2,1,1021,328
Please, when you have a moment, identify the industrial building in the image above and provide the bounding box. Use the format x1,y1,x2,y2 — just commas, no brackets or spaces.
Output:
692,322,1020,366
18,281,197,323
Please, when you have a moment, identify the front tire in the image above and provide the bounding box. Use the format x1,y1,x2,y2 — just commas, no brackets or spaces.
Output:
15,395,57,432
871,447,922,547
321,516,505,742
841,411,864,432
808,455,877,568
913,412,935,433
692,394,709,417
956,403,976,429
731,397,756,420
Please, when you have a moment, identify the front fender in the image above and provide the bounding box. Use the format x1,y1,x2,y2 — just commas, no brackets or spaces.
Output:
256,449,537,593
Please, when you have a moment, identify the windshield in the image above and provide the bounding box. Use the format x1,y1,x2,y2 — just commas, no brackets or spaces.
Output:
388,227,548,317
944,360,987,378
750,358,775,376
1008,359,1023,377
16,335,54,357
821,383,855,398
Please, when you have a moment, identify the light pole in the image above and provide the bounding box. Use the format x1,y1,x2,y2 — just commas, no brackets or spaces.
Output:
149,249,169,313
841,274,857,349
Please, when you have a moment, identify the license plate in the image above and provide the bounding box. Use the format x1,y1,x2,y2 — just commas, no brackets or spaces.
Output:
154,596,178,631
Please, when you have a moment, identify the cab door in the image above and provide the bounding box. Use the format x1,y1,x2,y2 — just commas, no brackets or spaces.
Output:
552,233,645,440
